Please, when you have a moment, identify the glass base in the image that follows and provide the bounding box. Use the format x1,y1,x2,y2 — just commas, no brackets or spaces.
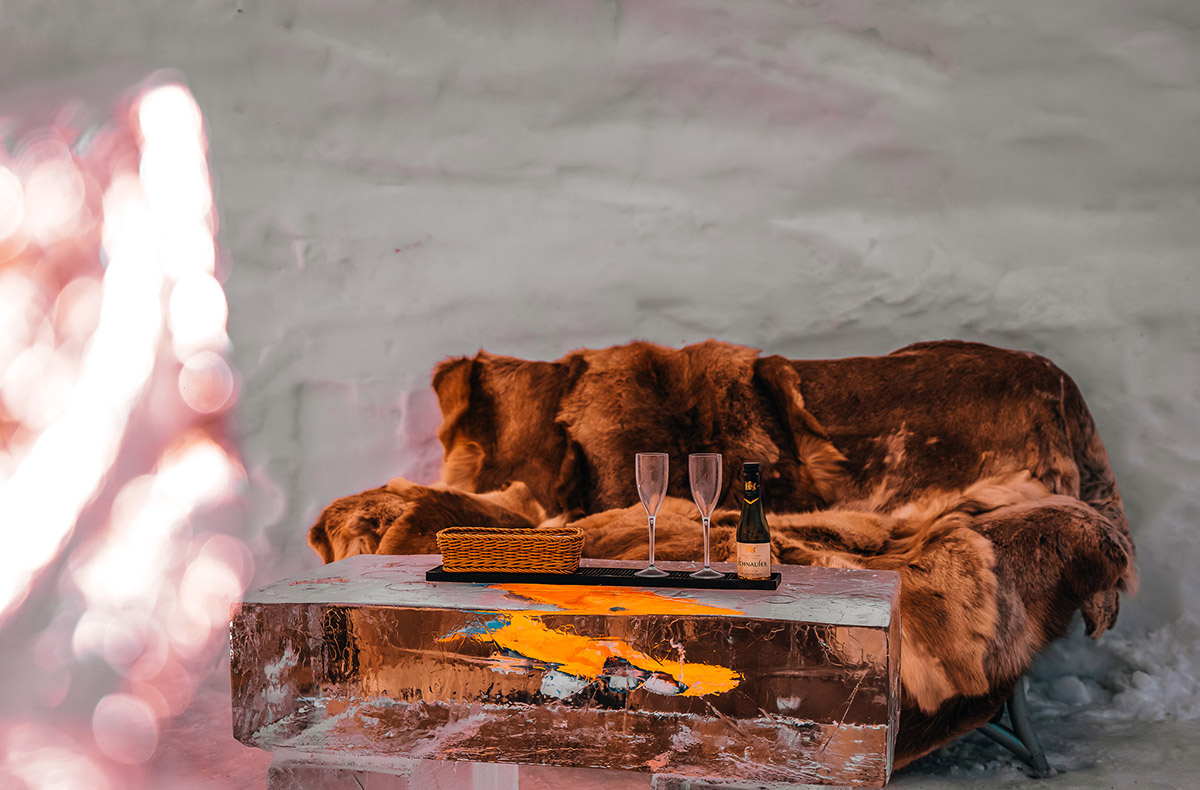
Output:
689,567,725,580
634,565,669,578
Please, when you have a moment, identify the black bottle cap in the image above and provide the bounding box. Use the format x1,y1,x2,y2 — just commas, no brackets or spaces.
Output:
742,462,760,472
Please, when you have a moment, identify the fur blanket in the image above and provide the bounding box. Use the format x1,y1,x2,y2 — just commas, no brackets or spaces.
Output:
307,340,1136,768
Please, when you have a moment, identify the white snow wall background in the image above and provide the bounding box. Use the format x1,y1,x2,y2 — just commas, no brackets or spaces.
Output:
2,0,1198,729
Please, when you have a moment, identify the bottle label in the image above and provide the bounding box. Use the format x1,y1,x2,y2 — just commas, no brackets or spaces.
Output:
737,542,771,579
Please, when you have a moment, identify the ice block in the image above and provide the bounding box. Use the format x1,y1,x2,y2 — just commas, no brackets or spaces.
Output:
231,555,900,787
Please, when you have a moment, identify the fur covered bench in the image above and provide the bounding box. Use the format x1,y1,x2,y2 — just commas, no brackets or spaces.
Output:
307,339,1136,769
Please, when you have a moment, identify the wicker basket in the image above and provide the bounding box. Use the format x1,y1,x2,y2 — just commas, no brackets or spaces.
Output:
436,526,584,574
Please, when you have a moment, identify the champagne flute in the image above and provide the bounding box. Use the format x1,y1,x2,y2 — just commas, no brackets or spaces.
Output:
634,453,669,578
688,453,725,579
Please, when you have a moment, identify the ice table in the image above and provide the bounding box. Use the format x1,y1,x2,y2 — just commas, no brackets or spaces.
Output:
231,555,900,788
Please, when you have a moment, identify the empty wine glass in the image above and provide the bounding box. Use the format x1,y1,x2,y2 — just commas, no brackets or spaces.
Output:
634,452,669,578
688,453,725,579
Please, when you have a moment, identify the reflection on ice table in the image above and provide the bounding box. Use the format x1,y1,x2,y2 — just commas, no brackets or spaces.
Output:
231,554,900,788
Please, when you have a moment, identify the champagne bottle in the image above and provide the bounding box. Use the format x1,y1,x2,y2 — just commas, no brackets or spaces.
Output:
736,462,772,580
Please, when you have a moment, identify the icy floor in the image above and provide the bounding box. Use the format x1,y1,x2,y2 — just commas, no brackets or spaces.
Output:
153,658,1198,790
894,718,1200,790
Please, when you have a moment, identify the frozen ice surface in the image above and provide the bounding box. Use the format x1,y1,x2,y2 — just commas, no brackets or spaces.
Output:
241,555,900,627
231,555,900,786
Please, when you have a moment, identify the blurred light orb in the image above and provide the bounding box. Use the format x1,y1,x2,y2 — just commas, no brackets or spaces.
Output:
129,679,171,721
0,272,43,373
0,345,49,419
90,252,163,396
202,532,254,586
53,276,104,344
71,610,109,660
178,351,234,413
128,634,170,686
157,435,238,506
0,344,75,430
159,219,215,279
108,474,157,529
140,145,212,222
75,477,172,612
132,656,195,718
91,693,159,765
101,616,151,672
166,605,210,658
0,165,25,241
136,84,203,146
168,273,228,358
5,728,111,790
138,84,211,225
100,173,151,262
180,550,243,628
0,270,42,331
24,158,86,246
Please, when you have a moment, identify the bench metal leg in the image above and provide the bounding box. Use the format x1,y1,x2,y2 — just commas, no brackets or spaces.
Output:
976,678,1052,777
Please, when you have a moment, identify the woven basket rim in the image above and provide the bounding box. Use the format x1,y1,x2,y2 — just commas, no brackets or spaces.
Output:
437,526,583,536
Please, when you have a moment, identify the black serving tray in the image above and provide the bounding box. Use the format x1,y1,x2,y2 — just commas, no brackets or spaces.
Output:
425,564,781,590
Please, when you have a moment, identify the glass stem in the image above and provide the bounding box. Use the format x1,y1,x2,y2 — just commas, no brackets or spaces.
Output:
648,515,656,567
702,516,711,568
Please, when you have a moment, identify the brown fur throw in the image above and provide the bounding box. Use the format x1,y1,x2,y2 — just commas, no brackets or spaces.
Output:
307,340,1136,768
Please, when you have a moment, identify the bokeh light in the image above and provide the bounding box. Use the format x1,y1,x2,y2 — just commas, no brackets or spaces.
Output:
0,77,244,788
92,695,160,765
0,166,25,242
24,156,86,246
178,351,235,414
3,726,111,790
168,272,229,359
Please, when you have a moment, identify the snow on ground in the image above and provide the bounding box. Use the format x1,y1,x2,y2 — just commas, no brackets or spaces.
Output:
1,0,1198,787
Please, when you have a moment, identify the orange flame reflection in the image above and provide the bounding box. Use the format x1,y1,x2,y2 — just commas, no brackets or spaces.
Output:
441,586,745,698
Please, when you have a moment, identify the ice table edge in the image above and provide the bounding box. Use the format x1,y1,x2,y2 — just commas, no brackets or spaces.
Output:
240,554,900,629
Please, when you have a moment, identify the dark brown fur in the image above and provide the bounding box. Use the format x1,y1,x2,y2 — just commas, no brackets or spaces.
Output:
558,341,849,513
433,341,852,516
307,480,545,562
307,485,407,563
432,351,589,516
428,341,1134,587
